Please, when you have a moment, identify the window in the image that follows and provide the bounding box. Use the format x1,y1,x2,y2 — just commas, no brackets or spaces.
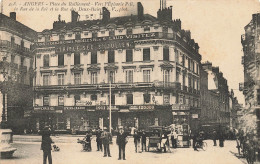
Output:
126,70,133,83
127,94,133,104
163,94,170,104
257,89,260,105
21,40,24,48
74,95,80,105
75,33,81,40
92,32,97,38
59,35,65,41
144,27,150,32
175,49,179,63
126,29,132,35
183,74,186,87
163,47,169,61
91,72,98,84
108,94,115,105
188,58,191,70
11,36,15,46
58,96,64,106
58,74,64,85
176,70,180,82
182,55,185,67
162,26,168,33
163,70,170,84
126,49,133,62
91,95,97,101
74,52,80,65
43,55,49,67
43,74,49,86
45,35,50,42
108,71,115,83
91,52,97,64
143,48,150,61
108,50,115,63
11,55,15,63
74,73,81,85
20,57,24,66
43,96,50,106
58,54,64,66
143,93,151,103
143,70,150,82
109,30,115,36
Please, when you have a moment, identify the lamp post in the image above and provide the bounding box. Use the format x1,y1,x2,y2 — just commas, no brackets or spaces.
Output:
109,74,112,133
0,56,7,128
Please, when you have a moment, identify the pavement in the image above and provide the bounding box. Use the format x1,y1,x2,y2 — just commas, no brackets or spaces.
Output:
1,135,258,164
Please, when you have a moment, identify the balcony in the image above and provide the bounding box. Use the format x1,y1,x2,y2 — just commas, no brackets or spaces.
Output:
0,40,31,56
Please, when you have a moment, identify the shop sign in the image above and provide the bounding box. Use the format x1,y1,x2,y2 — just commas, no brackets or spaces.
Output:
33,110,63,114
64,106,85,110
76,100,95,106
35,33,157,47
172,104,190,111
34,106,55,110
119,109,130,112
96,105,118,111
129,105,154,110
192,114,198,118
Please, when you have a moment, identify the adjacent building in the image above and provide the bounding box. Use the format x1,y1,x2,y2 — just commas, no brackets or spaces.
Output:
32,2,201,133
0,12,37,133
200,62,230,129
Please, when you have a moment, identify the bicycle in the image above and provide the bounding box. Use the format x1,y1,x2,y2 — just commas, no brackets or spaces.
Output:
195,141,208,151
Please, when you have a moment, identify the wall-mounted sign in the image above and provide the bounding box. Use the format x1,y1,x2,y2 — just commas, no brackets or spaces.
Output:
172,104,190,111
129,105,154,110
34,106,55,110
64,106,85,110
96,105,118,111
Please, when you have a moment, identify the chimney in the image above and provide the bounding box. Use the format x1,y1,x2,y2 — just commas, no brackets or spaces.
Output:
137,2,144,21
71,10,79,22
10,12,16,20
102,7,110,23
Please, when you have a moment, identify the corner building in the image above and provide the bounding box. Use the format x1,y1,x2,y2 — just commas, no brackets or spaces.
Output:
33,3,201,133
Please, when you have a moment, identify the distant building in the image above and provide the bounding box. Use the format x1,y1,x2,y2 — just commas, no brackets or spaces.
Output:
33,2,202,133
0,12,37,133
201,62,230,128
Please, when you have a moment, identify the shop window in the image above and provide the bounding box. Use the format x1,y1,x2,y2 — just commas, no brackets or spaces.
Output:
126,49,133,62
143,48,150,61
143,93,151,103
43,96,50,106
43,55,49,67
74,52,80,65
127,94,133,104
108,50,115,63
163,47,169,61
58,96,64,106
91,51,97,64
58,53,64,66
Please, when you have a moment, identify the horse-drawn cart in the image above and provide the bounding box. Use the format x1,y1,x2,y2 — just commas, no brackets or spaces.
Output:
147,126,167,152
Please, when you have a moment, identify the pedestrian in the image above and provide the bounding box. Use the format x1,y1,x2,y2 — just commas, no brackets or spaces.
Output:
212,129,217,146
116,126,128,160
40,126,54,164
84,131,92,151
133,130,141,153
193,131,198,151
96,129,102,151
141,130,147,152
172,130,178,148
101,127,112,157
219,130,225,147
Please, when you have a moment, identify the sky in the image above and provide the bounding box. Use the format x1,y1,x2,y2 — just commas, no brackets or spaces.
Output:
2,0,260,105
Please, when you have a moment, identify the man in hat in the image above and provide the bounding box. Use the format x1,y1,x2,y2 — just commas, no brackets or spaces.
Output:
40,126,54,164
96,128,102,151
101,127,112,157
116,126,128,160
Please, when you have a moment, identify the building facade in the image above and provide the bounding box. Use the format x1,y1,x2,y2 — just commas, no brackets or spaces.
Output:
241,12,260,157
33,3,201,133
201,62,230,129
0,12,36,133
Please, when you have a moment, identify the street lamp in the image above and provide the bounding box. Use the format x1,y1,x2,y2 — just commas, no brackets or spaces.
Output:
0,56,7,128
109,73,112,133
